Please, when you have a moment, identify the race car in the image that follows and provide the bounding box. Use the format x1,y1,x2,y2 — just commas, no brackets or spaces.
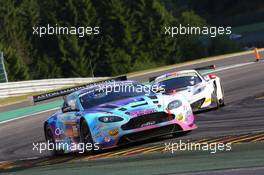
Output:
44,80,196,154
149,65,224,112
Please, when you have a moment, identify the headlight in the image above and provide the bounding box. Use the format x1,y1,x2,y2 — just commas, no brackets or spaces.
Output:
98,116,123,123
168,100,182,110
193,86,206,95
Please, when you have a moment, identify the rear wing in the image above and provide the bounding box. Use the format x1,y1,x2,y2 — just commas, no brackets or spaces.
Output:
194,65,216,71
32,76,127,103
149,65,216,81
149,76,157,82
194,65,216,75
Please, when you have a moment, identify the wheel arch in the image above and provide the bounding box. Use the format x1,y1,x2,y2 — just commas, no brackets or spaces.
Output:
214,78,224,100
44,121,49,141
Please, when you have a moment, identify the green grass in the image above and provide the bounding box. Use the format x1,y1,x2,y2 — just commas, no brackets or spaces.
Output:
127,49,258,78
0,94,34,106
233,22,264,34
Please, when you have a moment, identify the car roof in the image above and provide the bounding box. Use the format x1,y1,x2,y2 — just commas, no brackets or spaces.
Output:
77,80,137,96
155,70,199,82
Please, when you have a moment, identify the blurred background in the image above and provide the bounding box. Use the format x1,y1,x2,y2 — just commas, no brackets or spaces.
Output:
0,0,263,81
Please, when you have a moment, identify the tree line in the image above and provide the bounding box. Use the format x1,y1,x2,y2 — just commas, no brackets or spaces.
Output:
0,0,240,81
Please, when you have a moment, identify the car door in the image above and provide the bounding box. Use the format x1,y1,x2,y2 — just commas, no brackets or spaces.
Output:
60,94,80,138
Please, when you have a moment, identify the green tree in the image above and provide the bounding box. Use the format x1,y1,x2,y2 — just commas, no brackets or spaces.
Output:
177,11,208,60
0,46,30,81
208,36,241,56
0,0,33,80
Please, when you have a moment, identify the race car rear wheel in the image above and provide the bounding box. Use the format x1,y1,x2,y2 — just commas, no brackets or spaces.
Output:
80,119,95,153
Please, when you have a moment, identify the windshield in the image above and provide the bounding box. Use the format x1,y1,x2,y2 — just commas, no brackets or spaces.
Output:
156,74,202,92
79,82,153,109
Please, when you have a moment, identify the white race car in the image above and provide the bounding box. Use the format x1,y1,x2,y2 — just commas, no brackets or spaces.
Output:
149,65,225,112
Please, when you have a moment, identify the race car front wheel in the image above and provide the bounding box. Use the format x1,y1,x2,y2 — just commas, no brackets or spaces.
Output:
80,119,95,153
214,82,225,108
45,125,64,155
219,84,225,107
172,130,192,137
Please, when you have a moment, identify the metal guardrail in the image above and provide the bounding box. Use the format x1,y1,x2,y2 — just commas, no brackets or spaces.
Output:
0,77,108,98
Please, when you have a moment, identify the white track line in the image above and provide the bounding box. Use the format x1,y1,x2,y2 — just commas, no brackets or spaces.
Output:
213,62,255,73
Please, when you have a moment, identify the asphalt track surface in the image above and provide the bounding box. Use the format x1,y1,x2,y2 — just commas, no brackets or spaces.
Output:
0,51,264,174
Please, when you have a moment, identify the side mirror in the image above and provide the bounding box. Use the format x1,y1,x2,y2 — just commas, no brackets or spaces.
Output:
62,106,79,113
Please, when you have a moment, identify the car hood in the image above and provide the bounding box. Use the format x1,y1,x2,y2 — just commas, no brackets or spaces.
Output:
166,84,204,101
82,95,161,117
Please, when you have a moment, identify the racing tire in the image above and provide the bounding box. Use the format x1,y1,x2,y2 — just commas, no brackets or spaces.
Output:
212,91,220,109
172,130,192,137
45,125,64,156
219,85,225,107
80,119,95,153
219,98,225,107
214,83,225,108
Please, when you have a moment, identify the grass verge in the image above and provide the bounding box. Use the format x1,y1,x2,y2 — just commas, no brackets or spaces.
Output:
233,22,264,34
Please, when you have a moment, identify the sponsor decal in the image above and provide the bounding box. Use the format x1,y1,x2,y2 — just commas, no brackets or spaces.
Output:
104,137,111,143
128,109,157,117
93,124,104,130
176,113,184,121
109,128,119,138
93,131,103,139
204,98,212,104
141,121,156,127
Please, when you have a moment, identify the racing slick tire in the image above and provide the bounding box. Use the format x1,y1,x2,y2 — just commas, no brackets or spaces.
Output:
219,85,225,107
172,130,192,137
80,119,95,153
45,125,64,156
212,90,220,109
213,83,225,109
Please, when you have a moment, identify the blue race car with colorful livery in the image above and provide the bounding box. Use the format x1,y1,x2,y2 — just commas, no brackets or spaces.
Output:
44,81,197,154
